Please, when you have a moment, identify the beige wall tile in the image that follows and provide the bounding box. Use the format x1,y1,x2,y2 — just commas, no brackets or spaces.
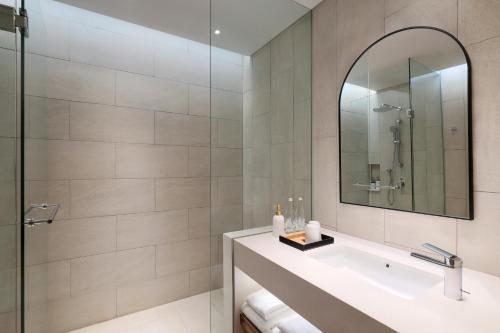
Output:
0,311,16,333
0,138,16,181
27,140,115,180
26,216,116,265
71,22,154,75
71,179,155,218
26,54,115,105
26,180,70,220
211,205,243,236
70,247,155,295
385,0,458,36
212,148,243,177
70,102,154,144
116,144,188,178
189,147,210,177
458,192,500,276
117,273,189,316
188,207,210,239
313,0,337,53
216,177,243,206
28,288,116,333
211,58,243,93
468,36,500,192
26,10,70,60
458,0,500,46
155,112,209,146
384,0,414,16
116,71,188,113
211,89,243,121
26,261,70,306
117,210,189,250
337,203,385,243
216,119,242,148
271,69,294,144
444,149,468,199
189,85,210,117
189,267,210,295
0,225,15,269
27,96,69,140
337,0,385,84
155,40,209,86
156,238,210,277
385,209,457,253
0,181,16,226
313,137,338,228
155,178,209,211
0,268,16,313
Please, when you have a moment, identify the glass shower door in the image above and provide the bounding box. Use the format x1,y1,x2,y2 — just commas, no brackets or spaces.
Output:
409,58,445,215
0,1,21,333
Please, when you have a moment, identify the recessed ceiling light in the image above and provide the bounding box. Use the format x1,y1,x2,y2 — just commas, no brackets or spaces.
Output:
214,29,221,35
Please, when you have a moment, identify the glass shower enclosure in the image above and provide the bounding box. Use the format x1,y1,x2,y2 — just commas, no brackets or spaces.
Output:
0,0,312,332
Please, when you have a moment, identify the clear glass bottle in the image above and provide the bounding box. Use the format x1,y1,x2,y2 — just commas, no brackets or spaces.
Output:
295,197,306,231
284,197,295,233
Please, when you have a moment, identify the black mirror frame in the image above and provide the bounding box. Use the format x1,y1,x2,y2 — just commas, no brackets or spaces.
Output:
337,26,473,220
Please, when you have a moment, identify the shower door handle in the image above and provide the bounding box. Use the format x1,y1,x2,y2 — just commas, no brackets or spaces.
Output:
24,203,60,226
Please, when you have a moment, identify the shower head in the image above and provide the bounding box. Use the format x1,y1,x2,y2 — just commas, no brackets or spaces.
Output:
373,104,403,112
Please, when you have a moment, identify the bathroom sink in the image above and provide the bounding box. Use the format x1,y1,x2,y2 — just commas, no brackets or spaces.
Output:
310,246,441,300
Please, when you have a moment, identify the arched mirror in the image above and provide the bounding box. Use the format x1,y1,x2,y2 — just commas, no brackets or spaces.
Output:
339,27,472,219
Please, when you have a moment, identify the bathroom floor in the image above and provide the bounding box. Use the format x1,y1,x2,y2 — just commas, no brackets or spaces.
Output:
69,290,224,333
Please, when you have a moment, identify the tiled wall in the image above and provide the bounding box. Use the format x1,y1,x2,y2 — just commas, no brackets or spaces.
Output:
21,1,242,332
243,13,312,229
312,0,500,277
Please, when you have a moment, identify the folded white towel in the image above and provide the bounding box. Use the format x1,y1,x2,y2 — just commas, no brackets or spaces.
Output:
277,314,322,333
241,302,294,333
247,289,288,320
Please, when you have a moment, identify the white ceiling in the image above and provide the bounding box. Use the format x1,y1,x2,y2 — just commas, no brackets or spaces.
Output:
56,0,320,55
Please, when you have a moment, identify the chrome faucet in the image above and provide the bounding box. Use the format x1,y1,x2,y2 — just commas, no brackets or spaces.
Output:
411,243,463,301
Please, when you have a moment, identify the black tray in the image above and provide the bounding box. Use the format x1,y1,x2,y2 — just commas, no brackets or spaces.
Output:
279,233,334,251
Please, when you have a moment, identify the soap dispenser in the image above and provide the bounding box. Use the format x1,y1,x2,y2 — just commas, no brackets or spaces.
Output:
272,204,285,237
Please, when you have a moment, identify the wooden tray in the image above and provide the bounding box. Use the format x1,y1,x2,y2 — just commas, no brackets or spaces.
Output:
240,312,262,333
279,231,334,251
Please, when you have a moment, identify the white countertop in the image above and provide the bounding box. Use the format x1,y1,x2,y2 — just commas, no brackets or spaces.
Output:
234,229,500,333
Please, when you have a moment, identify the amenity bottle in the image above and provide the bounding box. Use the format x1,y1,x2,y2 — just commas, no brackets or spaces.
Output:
295,197,306,231
284,198,295,233
272,204,285,237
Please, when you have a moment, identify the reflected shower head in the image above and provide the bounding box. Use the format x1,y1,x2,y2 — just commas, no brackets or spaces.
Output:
373,104,402,112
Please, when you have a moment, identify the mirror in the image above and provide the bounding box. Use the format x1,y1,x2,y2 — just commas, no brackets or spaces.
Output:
339,27,472,219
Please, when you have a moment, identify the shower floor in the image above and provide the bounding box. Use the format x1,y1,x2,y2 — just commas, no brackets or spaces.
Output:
69,290,224,333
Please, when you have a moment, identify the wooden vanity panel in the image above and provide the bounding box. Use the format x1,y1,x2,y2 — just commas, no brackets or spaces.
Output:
234,241,396,333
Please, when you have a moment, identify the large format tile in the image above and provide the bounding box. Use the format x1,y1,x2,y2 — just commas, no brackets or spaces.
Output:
26,180,70,220
26,216,116,265
385,0,458,36
71,22,154,75
188,207,210,239
313,137,338,228
468,36,500,192
211,148,243,177
26,9,70,60
26,261,70,306
116,71,188,113
0,225,15,269
458,192,500,277
337,203,385,243
384,0,414,16
70,102,154,144
211,89,243,121
188,147,209,177
156,238,210,276
71,179,155,218
117,273,189,316
458,0,500,46
312,0,337,53
70,247,155,295
337,0,385,85
27,96,70,140
155,178,210,211
385,209,457,253
26,54,115,104
27,140,115,180
189,85,210,117
117,210,189,250
116,144,188,178
155,39,209,86
155,113,209,146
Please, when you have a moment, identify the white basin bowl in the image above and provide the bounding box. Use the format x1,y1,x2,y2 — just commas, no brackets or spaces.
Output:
310,246,441,300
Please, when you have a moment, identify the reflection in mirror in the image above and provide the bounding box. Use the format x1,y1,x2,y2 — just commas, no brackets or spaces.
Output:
339,27,471,219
